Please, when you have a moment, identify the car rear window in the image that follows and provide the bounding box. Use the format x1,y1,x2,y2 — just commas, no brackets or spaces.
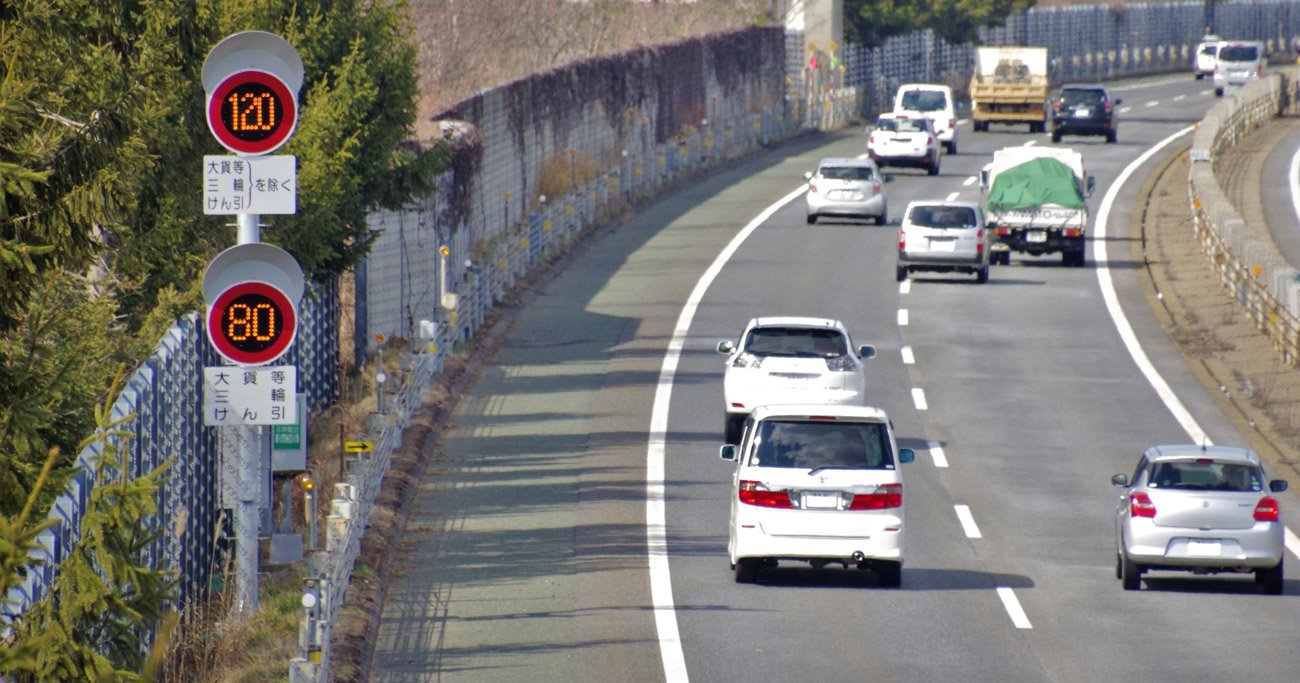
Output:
744,327,847,357
908,205,977,228
1218,45,1259,62
820,166,874,181
877,117,926,133
899,89,947,112
1148,460,1263,491
1060,89,1105,106
750,419,892,470
1199,45,1219,57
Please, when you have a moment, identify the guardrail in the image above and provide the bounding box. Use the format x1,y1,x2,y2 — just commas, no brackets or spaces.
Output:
1188,69,1300,367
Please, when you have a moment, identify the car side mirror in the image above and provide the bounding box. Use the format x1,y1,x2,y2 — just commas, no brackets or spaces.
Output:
720,444,738,462
1086,175,1096,196
979,168,990,190
883,173,896,183
1111,473,1129,487
1270,479,1289,492
716,340,735,354
1114,98,1123,106
804,171,813,181
858,344,877,360
897,448,915,464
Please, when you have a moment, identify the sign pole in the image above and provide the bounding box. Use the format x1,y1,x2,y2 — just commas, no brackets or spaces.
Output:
233,211,262,618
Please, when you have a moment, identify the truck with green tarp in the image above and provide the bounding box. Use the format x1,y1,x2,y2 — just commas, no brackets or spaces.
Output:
980,146,1095,267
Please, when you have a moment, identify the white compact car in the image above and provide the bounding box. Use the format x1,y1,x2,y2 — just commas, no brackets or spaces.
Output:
804,157,889,225
716,317,876,445
867,113,942,176
1213,40,1266,96
1193,35,1221,79
1112,444,1289,593
720,404,915,585
894,83,958,154
896,200,990,283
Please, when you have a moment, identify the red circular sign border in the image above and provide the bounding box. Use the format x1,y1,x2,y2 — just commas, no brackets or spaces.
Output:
207,280,298,366
207,70,298,155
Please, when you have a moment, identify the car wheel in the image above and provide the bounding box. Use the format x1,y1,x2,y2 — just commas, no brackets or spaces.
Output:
1258,557,1284,595
1051,130,1062,143
724,415,744,445
876,210,888,226
875,561,902,588
928,161,940,176
1106,129,1117,144
1120,553,1141,591
976,265,989,284
896,265,907,282
997,252,1011,266
806,213,817,225
1195,73,1204,80
1215,87,1224,97
945,140,957,155
1115,553,1124,580
734,558,759,583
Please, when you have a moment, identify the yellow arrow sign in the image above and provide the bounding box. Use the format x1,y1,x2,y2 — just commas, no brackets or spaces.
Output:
344,440,373,453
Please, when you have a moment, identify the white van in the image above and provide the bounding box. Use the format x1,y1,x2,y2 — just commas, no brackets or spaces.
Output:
893,83,958,154
1213,40,1266,96
1193,34,1221,79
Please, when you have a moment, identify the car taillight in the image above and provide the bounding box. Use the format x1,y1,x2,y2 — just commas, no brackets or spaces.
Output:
995,226,1011,236
808,182,819,194
849,483,902,510
948,119,955,130
1053,101,1062,112
739,480,793,508
898,228,906,250
976,228,984,254
872,180,881,193
731,352,763,369
868,133,878,145
824,354,859,372
1130,492,1157,518
1104,100,1113,113
1063,228,1082,237
1258,64,1265,77
1254,497,1280,522
927,136,935,145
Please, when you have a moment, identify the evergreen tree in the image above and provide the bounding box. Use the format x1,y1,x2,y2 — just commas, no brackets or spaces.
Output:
845,0,1035,48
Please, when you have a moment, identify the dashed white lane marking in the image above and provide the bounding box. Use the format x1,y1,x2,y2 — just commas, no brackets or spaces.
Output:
1286,527,1300,560
928,441,948,468
997,587,1033,629
1120,106,1133,114
1145,100,1159,108
954,505,982,538
946,191,961,202
898,309,909,326
963,176,977,186
901,345,915,364
1024,139,1038,147
912,387,928,410
899,279,911,294
1173,94,1187,102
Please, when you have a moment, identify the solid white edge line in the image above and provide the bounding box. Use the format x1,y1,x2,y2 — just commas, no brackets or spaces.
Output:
647,181,808,683
996,587,1033,629
954,504,982,538
1093,126,1211,447
912,387,928,410
1289,141,1300,229
928,440,948,467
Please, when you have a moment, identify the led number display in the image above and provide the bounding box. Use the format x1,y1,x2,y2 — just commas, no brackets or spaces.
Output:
207,70,298,155
207,281,297,365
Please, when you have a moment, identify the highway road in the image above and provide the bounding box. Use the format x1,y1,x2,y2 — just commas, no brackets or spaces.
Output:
370,75,1300,682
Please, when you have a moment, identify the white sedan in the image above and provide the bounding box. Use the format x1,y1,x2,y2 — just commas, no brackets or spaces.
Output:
716,317,876,444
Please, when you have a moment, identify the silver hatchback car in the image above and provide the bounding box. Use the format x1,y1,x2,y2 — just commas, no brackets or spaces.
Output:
896,200,990,283
804,157,889,225
1112,445,1289,594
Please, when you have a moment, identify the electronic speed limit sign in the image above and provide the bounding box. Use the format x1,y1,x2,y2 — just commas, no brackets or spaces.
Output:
203,31,304,156
207,281,297,366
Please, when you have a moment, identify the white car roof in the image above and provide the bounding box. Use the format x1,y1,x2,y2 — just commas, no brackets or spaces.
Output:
1145,444,1260,465
817,157,876,167
750,403,890,423
897,83,952,93
904,199,981,211
748,316,846,330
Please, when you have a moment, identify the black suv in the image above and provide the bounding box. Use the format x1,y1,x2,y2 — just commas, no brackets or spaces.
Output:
1050,85,1120,143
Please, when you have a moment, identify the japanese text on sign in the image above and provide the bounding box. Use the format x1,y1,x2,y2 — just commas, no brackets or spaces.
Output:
204,155,297,215
203,365,298,426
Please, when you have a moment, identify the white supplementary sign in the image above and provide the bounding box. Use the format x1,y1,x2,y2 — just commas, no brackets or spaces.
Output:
203,155,297,215
203,365,298,426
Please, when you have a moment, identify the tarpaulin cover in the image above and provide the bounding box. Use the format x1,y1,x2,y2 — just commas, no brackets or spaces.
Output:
986,157,1085,211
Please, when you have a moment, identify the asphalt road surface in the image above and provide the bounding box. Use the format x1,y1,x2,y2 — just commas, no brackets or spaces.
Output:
370,75,1300,682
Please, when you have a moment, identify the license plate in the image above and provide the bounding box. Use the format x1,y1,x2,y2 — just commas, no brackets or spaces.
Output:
1026,230,1047,243
929,238,956,252
831,190,855,200
1187,539,1222,556
803,492,841,509
1074,107,1091,117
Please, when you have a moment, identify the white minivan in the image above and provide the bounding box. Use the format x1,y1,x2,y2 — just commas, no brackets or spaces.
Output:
1193,34,1221,79
1213,40,1266,96
893,83,958,154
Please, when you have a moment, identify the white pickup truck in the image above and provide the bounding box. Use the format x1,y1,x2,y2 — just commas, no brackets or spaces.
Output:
980,146,1095,267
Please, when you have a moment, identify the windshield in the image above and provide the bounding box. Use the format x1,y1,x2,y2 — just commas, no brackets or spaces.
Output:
819,165,874,181
876,117,927,133
750,419,892,470
1218,45,1259,62
899,89,947,112
908,205,977,229
743,327,847,358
